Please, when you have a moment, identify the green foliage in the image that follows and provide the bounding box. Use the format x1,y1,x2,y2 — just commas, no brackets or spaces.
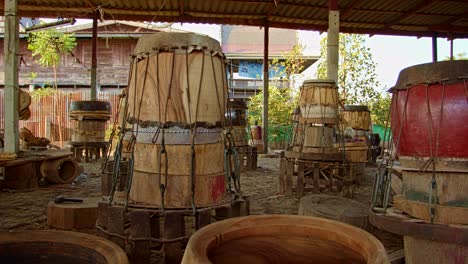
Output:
368,92,392,127
30,87,56,99
248,85,295,127
316,33,390,126
28,28,77,68
271,44,305,79
444,52,468,60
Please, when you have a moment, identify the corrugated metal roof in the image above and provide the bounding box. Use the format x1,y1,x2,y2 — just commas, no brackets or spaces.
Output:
2,0,467,38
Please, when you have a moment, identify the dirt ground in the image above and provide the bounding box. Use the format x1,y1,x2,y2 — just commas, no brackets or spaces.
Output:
0,156,403,256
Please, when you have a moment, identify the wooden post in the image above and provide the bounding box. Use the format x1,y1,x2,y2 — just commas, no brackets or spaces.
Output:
327,0,340,82
90,11,98,100
285,159,294,196
432,33,438,62
296,161,305,198
313,163,320,193
4,0,20,153
262,24,269,154
279,153,286,193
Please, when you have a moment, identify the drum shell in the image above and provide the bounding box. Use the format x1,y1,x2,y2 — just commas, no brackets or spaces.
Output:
299,80,339,124
341,105,371,131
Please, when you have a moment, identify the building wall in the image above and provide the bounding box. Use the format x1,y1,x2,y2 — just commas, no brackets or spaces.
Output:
0,37,137,87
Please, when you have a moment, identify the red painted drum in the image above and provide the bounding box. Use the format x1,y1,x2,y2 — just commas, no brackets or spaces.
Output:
391,60,468,169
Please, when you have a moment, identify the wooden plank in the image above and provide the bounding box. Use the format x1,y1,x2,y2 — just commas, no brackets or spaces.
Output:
313,163,320,193
284,150,342,161
163,213,185,264
0,150,72,167
394,195,468,225
296,161,305,198
130,210,151,264
285,159,294,196
278,157,286,193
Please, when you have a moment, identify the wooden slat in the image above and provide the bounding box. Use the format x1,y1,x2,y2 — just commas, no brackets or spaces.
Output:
130,210,151,264
163,213,185,264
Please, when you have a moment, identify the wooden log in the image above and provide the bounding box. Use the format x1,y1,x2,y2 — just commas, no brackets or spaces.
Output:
298,194,369,224
40,157,80,184
0,230,129,264
404,236,467,264
313,163,320,194
278,157,286,193
47,197,100,230
181,215,389,264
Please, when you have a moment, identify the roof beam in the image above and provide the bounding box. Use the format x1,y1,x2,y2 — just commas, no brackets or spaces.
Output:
341,0,361,19
384,0,439,29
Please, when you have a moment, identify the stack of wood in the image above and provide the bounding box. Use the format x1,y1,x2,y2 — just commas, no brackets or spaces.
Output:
19,127,50,149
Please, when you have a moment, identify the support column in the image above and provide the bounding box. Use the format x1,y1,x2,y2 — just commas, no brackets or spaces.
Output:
327,0,339,83
450,38,453,61
90,11,98,100
263,24,269,154
4,0,19,153
432,33,438,62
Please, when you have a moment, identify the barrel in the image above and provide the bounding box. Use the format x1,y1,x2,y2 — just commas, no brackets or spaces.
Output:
299,79,339,124
389,61,468,264
391,60,468,169
182,215,389,264
69,101,111,143
0,230,128,264
40,157,80,184
342,105,371,131
123,32,227,208
292,125,337,153
226,99,248,147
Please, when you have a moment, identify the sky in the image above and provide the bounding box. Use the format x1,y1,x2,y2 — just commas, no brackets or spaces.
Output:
54,19,468,92
172,23,468,91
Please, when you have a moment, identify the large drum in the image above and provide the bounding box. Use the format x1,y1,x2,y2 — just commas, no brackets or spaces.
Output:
390,60,468,225
122,33,228,208
391,60,468,169
299,80,339,124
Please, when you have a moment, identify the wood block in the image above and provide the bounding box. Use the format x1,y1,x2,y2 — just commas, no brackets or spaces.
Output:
130,210,151,264
163,213,185,264
47,197,101,230
3,162,40,189
196,210,212,230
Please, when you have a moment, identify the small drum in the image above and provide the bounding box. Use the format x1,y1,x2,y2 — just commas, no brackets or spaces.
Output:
341,105,371,131
299,80,339,124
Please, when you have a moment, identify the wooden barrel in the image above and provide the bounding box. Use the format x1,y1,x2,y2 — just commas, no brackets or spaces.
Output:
391,60,468,169
299,79,339,124
342,105,371,131
122,33,227,208
292,125,337,153
72,120,106,142
390,61,468,225
101,160,128,196
0,230,128,264
182,215,389,264
343,142,369,163
69,100,111,143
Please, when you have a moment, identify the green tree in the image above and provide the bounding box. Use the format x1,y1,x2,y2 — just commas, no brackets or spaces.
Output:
27,28,77,145
316,33,390,126
28,28,77,88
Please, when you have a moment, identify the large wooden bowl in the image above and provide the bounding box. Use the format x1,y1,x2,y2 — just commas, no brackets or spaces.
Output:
0,230,128,264
182,214,389,264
